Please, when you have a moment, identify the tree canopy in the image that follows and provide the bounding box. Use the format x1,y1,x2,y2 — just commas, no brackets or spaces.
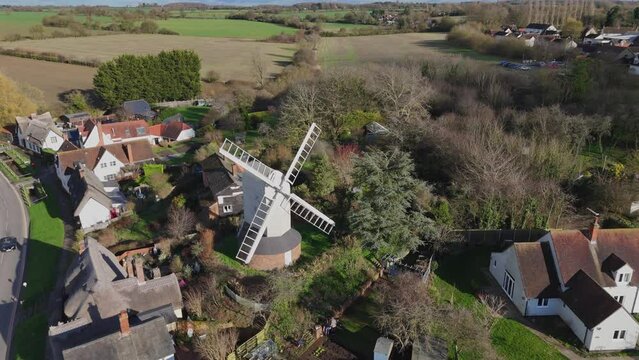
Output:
0,72,38,127
349,148,434,256
93,50,201,107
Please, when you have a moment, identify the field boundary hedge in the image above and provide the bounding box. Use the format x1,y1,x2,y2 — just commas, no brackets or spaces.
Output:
0,47,100,67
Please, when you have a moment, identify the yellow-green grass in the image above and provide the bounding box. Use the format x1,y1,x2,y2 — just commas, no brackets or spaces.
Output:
154,18,296,38
0,11,113,38
320,22,376,32
492,318,567,360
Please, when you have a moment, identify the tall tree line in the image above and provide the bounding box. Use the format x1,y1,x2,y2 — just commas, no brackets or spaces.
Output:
93,50,201,107
527,0,594,25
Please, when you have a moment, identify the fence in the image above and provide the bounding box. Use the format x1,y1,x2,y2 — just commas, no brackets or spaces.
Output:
226,321,270,360
453,229,548,248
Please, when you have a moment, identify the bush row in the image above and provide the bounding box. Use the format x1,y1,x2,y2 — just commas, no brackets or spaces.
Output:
0,47,101,67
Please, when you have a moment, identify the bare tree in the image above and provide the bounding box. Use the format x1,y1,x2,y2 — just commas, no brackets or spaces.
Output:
252,52,267,89
438,305,498,359
478,292,507,318
184,288,204,318
195,329,239,360
167,204,196,240
375,272,433,350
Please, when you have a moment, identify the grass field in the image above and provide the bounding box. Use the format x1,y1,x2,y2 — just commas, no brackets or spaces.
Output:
0,11,112,38
154,18,296,38
320,32,496,66
0,34,295,82
492,318,567,360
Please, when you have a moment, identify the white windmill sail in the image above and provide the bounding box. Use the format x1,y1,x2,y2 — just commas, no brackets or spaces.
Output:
219,139,278,186
288,193,335,234
283,123,321,186
236,192,275,263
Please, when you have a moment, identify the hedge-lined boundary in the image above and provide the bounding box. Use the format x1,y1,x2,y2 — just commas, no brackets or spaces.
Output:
0,47,101,67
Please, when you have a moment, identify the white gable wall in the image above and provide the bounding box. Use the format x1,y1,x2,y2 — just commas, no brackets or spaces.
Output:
585,307,639,351
42,130,64,152
489,246,527,314
93,150,126,182
558,301,589,345
175,128,195,142
77,198,111,229
604,285,638,313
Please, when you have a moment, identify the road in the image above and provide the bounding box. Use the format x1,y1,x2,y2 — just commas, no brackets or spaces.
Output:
0,173,28,360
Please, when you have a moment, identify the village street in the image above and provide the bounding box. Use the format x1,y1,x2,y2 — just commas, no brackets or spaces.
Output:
0,172,28,360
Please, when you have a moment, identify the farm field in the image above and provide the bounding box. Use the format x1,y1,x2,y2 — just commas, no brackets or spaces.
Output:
320,22,376,31
320,32,496,66
0,11,112,38
154,18,296,38
0,55,96,106
0,34,295,82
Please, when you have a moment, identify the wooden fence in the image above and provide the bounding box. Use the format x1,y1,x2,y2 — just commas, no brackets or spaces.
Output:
226,321,270,360
453,229,548,247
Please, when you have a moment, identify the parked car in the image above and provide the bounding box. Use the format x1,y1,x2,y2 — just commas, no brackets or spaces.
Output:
0,237,17,252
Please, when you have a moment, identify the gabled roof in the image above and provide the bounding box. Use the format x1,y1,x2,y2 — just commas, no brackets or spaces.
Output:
201,155,236,196
562,270,622,329
56,140,154,175
122,100,155,119
148,118,193,140
67,166,112,216
56,316,174,360
594,229,639,284
525,23,551,29
59,140,79,152
513,242,559,298
63,237,182,320
16,112,62,145
100,120,150,140
548,230,612,287
601,253,627,274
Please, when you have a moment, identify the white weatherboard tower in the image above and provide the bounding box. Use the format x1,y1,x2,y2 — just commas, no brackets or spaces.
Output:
219,123,335,270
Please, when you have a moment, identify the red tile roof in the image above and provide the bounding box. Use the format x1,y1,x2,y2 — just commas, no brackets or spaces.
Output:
100,120,149,140
57,140,154,175
595,229,639,284
148,120,192,141
514,242,558,298
549,230,612,286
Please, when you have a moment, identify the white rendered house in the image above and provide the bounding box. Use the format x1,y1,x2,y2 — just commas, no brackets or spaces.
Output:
15,112,65,154
82,119,154,148
490,218,639,351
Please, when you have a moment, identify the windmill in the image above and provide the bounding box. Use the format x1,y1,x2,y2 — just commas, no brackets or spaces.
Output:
218,123,335,270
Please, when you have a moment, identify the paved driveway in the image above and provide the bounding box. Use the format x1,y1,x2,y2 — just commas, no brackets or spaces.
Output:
0,173,28,360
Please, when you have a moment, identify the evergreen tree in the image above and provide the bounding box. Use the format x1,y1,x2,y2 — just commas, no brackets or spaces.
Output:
348,148,434,256
310,155,338,198
94,50,201,107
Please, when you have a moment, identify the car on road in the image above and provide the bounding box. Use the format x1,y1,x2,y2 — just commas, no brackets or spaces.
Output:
0,237,17,252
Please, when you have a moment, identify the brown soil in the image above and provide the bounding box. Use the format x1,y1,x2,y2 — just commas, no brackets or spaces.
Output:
0,54,95,107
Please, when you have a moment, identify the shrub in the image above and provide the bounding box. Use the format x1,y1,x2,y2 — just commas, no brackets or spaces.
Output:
139,20,158,34
170,255,184,274
202,70,220,83
158,28,179,35
292,48,317,67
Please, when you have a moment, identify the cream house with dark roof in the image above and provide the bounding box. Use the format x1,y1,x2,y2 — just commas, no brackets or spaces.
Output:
15,112,65,154
490,217,639,351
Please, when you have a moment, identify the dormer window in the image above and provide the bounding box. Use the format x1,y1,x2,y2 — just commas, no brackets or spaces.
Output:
618,273,630,282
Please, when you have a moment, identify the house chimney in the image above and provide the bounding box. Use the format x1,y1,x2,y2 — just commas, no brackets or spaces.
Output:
588,209,600,244
125,257,135,278
126,143,134,164
119,310,130,336
96,121,105,146
134,258,145,284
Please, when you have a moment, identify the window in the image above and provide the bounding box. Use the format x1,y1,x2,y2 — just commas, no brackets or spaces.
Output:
105,174,116,181
502,271,515,299
124,129,131,137
613,330,626,340
223,205,233,213
614,295,625,304
537,298,549,307
50,137,57,143
136,127,146,135
110,161,116,166
100,163,107,168
624,273,630,282
493,260,497,267
618,273,624,282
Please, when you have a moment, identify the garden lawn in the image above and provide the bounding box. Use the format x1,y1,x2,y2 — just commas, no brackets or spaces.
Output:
14,183,64,360
22,185,65,306
296,222,331,265
491,318,567,360
157,106,209,128
155,18,296,38
331,290,381,359
13,313,47,360
215,233,265,276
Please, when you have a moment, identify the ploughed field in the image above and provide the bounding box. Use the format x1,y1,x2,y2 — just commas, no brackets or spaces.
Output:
0,54,96,106
0,34,296,82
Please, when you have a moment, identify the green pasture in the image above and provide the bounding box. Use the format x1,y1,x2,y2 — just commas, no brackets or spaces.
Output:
155,18,296,38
